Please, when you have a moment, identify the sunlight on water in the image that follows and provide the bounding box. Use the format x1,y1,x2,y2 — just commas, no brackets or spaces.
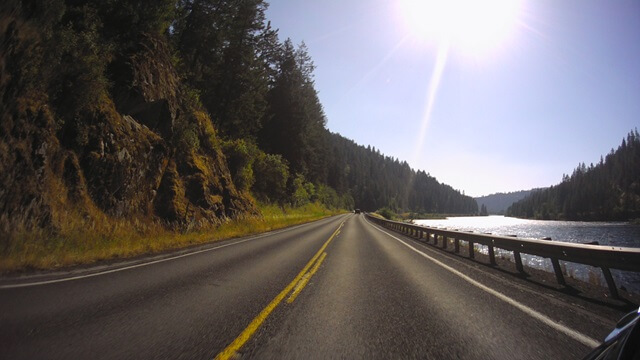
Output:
414,215,640,247
414,216,640,293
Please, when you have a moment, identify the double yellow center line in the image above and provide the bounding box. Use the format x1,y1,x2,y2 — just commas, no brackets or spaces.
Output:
214,220,345,360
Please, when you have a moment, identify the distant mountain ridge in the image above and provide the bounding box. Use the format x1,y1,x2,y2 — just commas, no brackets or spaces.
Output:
475,189,541,214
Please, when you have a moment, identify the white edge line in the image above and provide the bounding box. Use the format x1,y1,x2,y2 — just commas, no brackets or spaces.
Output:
1,215,347,289
363,217,601,349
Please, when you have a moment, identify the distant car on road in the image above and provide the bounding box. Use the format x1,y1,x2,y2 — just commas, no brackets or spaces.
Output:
583,307,640,360
354,209,361,214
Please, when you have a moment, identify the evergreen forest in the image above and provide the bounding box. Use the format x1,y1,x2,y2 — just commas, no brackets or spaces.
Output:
169,0,478,213
507,130,640,221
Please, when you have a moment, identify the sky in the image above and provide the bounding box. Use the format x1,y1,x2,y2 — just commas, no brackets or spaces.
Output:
265,0,640,197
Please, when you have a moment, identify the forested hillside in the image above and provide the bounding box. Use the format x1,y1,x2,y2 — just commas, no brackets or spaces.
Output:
169,0,476,213
326,135,477,213
475,189,538,215
0,0,476,240
507,130,640,221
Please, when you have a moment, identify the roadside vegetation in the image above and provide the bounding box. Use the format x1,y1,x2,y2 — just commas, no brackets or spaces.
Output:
0,202,344,273
375,207,475,221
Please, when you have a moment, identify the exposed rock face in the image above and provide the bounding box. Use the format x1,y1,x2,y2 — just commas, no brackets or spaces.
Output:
78,101,169,218
110,36,181,139
0,8,255,234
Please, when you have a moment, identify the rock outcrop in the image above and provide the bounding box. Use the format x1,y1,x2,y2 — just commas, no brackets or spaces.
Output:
0,5,255,235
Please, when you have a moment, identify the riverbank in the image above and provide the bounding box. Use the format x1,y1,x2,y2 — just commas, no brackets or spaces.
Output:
374,207,475,221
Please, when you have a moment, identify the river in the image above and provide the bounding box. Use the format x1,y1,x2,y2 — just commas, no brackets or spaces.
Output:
412,216,640,294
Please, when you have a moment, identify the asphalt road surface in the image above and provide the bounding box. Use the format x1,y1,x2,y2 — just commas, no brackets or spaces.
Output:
0,213,630,359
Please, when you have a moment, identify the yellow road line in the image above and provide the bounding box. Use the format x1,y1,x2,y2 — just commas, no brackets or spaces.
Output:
214,221,344,360
287,252,327,303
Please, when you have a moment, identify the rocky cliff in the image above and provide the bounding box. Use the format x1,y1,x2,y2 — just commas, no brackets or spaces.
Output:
0,4,255,236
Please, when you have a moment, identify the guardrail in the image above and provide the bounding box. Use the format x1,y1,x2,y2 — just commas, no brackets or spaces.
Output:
365,214,640,298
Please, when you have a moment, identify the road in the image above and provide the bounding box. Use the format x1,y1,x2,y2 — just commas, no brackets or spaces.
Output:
0,213,629,359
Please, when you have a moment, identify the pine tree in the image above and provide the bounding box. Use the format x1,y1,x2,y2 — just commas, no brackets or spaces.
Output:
173,0,272,139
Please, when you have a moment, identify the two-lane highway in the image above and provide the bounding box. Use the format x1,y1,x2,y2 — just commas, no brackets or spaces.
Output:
0,213,627,359
0,214,348,359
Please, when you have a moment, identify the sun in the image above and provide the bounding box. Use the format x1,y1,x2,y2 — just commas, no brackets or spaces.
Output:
397,0,523,57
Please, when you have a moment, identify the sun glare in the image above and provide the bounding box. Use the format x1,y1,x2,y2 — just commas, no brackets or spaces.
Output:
398,0,523,57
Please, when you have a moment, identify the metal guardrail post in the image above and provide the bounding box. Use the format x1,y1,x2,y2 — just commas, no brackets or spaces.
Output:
514,251,524,273
454,237,459,253
540,238,565,286
550,258,566,286
488,240,496,266
506,235,524,273
442,235,447,249
469,241,475,259
601,267,619,299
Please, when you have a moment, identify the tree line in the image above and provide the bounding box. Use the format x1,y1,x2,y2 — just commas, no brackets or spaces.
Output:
11,0,476,214
507,130,640,221
170,0,477,213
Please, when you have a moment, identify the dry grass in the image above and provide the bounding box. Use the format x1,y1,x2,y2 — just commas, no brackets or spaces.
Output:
0,202,345,273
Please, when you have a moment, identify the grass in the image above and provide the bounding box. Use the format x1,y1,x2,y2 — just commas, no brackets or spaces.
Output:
367,212,385,220
398,212,448,220
0,202,345,273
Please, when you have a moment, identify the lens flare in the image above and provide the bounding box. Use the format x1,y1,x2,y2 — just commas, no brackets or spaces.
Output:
398,0,523,57
412,42,449,165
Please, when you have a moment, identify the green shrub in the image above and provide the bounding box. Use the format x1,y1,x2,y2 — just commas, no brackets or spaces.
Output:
176,121,200,153
315,184,340,209
222,139,258,192
252,153,289,203
291,174,310,207
49,4,112,121
377,207,395,220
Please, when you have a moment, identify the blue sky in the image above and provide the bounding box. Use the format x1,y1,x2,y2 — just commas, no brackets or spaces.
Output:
266,0,640,197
